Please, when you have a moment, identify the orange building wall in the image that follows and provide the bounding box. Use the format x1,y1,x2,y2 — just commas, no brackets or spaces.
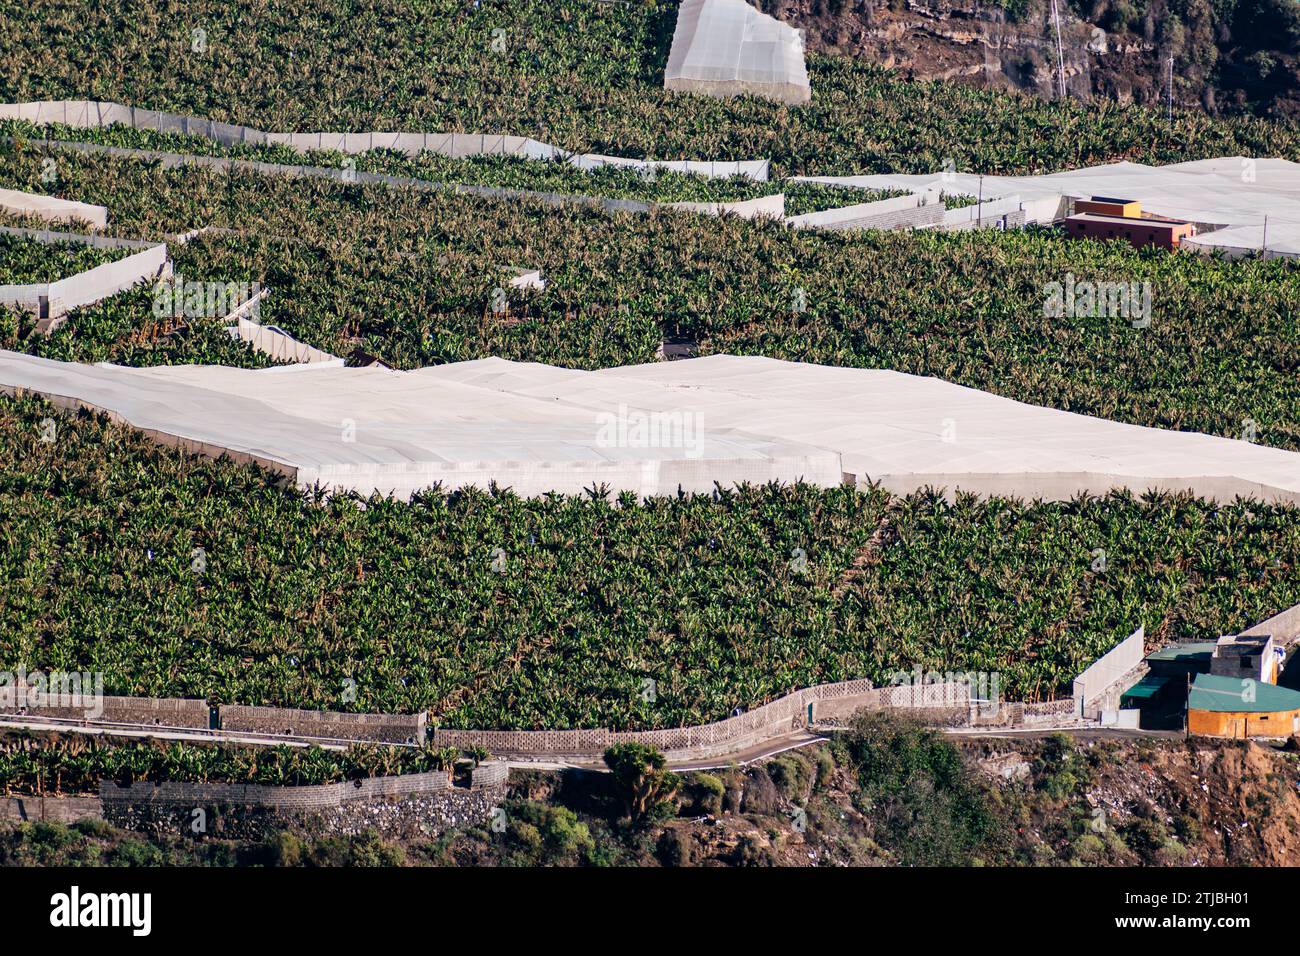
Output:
1188,707,1300,738
1075,199,1142,217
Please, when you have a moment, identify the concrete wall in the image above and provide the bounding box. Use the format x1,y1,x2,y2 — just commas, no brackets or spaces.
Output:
1241,601,1300,648
228,316,341,365
0,795,104,824
787,193,932,231
1074,626,1146,717
665,192,785,220
940,195,1024,230
0,234,169,332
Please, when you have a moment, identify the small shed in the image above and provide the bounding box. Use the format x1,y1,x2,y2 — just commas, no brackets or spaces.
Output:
1074,197,1142,218
1187,673,1300,738
1210,634,1277,684
1144,640,1216,680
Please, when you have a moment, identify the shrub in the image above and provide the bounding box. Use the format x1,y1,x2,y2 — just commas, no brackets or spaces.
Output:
603,744,681,823
72,817,112,839
741,769,781,815
509,821,543,854
839,712,1004,865
266,831,304,867
656,828,693,867
766,752,813,799
687,772,726,816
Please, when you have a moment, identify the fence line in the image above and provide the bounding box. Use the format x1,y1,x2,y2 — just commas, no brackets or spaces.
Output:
0,100,769,181
0,232,169,333
0,678,968,758
23,138,778,224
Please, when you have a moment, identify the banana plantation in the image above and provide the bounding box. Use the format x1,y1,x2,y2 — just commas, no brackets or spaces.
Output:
0,232,129,284
0,736,453,794
6,0,1300,174
3,141,1296,451
1,0,1297,739
3,391,1297,729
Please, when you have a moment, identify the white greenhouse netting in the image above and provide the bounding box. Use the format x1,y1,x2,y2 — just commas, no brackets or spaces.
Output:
794,157,1300,255
665,0,811,105
0,100,770,181
0,352,841,500
4,353,1298,503
433,355,1300,504
0,188,107,228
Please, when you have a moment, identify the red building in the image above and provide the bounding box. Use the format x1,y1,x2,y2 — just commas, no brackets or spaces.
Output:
1064,213,1196,251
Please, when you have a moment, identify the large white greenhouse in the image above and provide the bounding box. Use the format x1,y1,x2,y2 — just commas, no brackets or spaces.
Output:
3,351,1297,504
664,0,811,105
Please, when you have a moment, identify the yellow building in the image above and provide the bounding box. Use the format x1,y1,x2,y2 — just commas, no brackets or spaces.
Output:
1074,196,1143,218
1187,673,1300,738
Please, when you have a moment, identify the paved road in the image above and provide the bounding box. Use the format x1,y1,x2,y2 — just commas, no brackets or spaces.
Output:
0,714,1180,775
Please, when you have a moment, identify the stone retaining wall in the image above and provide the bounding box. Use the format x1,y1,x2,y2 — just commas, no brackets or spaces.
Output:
217,704,425,745
0,764,507,840
0,688,210,729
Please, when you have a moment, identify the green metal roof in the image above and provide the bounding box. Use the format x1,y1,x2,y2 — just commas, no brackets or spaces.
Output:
1122,675,1171,700
1189,673,1300,714
1146,641,1217,663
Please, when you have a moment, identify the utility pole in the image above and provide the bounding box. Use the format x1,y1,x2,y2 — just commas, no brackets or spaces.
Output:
1050,0,1067,99
977,175,984,228
1262,215,1269,256
1167,56,1174,124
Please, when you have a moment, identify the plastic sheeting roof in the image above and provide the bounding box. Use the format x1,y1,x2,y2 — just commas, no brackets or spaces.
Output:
665,0,811,105
432,355,1300,504
0,351,839,499
4,351,1296,504
796,158,1300,256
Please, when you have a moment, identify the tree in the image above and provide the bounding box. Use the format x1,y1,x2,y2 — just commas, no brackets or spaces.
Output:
603,743,680,823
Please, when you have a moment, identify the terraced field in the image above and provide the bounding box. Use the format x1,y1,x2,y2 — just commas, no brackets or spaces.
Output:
1,120,904,213
3,141,1297,451
5,0,1300,174
1,0,1298,738
3,393,1297,728
0,232,130,283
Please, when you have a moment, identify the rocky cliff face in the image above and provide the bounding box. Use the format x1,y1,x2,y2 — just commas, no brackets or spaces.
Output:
758,0,1300,119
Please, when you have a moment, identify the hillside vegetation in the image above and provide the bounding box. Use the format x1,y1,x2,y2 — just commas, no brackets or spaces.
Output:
2,393,1297,726
3,0,1300,174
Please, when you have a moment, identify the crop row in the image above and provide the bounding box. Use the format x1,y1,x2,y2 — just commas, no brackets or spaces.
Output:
3,119,911,214
0,232,129,284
